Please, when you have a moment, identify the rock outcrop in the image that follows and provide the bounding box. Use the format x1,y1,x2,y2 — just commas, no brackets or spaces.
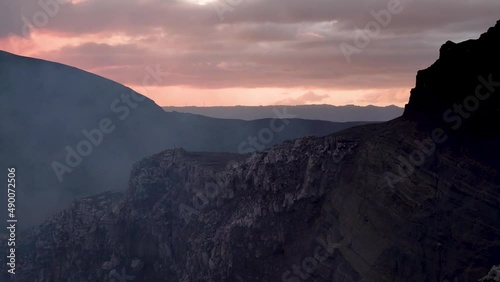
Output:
480,265,500,282
403,20,500,138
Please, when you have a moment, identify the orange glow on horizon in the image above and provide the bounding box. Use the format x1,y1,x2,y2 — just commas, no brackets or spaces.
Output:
128,85,409,107
0,31,410,107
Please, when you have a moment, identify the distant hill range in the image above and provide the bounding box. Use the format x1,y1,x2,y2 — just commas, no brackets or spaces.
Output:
163,105,403,122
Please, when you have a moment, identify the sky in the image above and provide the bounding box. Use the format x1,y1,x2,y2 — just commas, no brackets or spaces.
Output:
0,0,498,107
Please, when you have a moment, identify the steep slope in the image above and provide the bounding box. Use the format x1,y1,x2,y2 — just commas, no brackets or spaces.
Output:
4,20,500,282
403,20,500,138
7,120,499,282
0,51,366,227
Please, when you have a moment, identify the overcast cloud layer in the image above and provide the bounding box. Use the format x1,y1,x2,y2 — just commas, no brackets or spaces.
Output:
0,0,498,106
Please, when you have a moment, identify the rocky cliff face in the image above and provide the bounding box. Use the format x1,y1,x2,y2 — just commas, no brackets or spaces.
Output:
3,21,500,282
403,20,500,138
7,119,499,282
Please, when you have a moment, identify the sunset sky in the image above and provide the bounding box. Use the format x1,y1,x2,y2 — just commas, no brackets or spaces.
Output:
0,0,498,106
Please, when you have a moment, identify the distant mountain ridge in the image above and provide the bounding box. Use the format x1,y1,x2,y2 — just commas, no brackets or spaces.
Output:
163,105,403,122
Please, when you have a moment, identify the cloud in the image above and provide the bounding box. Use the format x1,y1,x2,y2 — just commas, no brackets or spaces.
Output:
275,91,329,105
355,88,409,105
2,0,498,37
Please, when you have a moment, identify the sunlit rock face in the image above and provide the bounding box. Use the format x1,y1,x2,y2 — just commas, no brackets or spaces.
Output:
2,20,500,282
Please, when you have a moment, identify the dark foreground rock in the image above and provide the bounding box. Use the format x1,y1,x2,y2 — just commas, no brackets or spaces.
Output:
6,118,500,281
